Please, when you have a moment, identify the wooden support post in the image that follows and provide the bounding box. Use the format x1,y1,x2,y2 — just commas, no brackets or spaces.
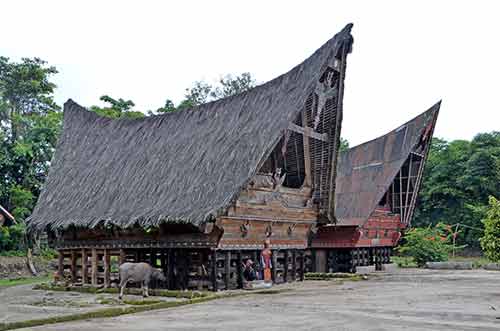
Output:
167,249,175,290
283,250,289,282
252,250,259,270
299,251,305,281
271,250,277,284
237,250,243,289
224,251,231,290
91,248,98,286
211,250,218,292
404,156,413,224
181,250,189,290
82,249,88,285
311,249,316,273
58,250,64,278
103,249,110,288
134,250,139,263
399,169,405,222
70,250,77,283
391,181,395,212
150,249,156,267
119,249,126,266
302,111,312,187
160,250,166,272
291,250,297,282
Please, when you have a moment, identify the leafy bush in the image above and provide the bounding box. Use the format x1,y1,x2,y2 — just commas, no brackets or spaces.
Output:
0,222,26,251
40,248,58,260
397,223,457,267
480,196,500,262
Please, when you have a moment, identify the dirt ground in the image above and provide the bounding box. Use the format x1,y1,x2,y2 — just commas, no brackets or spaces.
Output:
0,283,184,324
11,268,500,331
0,256,53,279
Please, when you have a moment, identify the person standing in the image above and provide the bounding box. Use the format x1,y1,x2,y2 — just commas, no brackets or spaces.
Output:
261,239,273,283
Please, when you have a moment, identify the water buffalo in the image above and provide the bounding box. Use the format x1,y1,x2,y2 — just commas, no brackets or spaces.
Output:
118,262,166,299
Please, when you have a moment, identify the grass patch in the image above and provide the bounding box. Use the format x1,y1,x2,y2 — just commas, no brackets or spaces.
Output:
392,255,491,269
0,285,286,330
0,276,51,288
448,256,491,269
391,256,418,268
122,298,162,305
304,273,364,281
33,283,209,299
252,288,294,295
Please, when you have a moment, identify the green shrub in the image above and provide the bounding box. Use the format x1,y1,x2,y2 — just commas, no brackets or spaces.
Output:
0,223,26,251
397,223,456,267
480,196,500,262
40,248,58,260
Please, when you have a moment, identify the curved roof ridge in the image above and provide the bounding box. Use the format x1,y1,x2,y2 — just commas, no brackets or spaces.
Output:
27,24,354,232
346,100,441,152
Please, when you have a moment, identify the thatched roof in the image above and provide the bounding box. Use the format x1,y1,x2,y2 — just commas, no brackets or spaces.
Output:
27,24,354,232
334,102,441,226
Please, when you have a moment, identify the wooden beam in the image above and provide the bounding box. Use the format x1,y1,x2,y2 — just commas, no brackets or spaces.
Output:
404,156,413,224
327,42,347,222
302,111,312,187
405,114,438,226
224,251,231,290
91,248,98,286
82,249,88,285
288,122,328,142
399,169,405,222
103,249,110,288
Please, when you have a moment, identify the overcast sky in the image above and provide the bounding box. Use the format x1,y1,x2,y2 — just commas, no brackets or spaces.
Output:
1,1,498,146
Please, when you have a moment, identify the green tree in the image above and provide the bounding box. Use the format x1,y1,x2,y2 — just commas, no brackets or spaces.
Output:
155,99,177,114
0,57,61,219
90,95,144,119
339,137,349,152
153,73,257,114
0,57,61,251
480,196,500,262
210,72,256,100
414,132,500,249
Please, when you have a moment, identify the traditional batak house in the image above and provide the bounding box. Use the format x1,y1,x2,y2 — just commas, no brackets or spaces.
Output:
27,24,354,290
310,102,440,272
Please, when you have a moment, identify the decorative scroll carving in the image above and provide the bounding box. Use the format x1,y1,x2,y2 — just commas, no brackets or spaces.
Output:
240,220,250,238
313,67,339,130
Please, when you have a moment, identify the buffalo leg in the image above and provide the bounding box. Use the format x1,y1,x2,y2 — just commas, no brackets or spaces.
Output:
142,281,149,297
119,279,129,300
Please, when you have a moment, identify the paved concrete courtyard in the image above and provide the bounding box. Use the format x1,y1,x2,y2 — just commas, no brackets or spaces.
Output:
18,269,500,330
